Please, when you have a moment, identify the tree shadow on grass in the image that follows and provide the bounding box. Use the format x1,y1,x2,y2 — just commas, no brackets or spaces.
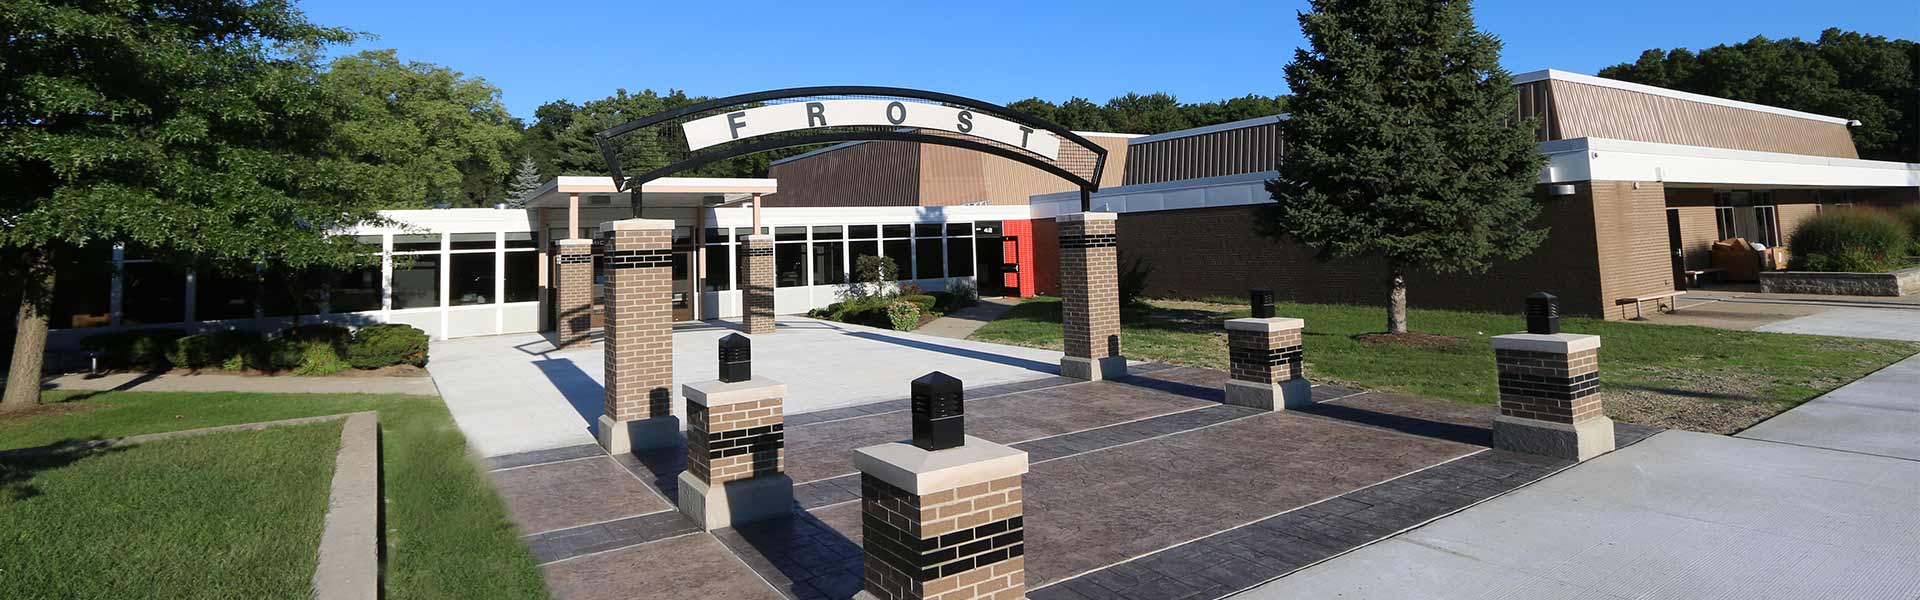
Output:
0,442,129,501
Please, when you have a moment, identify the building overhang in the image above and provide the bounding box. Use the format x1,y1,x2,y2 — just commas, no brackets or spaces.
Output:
519,176,778,209
1541,137,1920,189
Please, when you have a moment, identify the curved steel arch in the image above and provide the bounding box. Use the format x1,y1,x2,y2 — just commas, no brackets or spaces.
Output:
592,86,1109,212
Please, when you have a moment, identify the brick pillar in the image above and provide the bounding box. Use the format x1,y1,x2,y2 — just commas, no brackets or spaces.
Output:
678,377,793,529
1491,333,1615,461
552,239,594,350
597,219,679,454
743,234,776,334
1057,212,1125,380
1224,317,1312,410
854,437,1028,600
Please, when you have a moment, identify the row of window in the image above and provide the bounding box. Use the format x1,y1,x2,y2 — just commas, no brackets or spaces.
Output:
700,223,979,292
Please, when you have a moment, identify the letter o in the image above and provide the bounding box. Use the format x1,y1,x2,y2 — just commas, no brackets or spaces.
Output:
886,101,908,125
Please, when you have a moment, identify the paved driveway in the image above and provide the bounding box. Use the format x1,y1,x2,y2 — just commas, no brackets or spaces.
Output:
427,317,1068,457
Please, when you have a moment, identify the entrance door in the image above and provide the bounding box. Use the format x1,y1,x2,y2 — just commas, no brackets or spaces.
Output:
1665,209,1687,291
672,250,694,322
975,235,1008,296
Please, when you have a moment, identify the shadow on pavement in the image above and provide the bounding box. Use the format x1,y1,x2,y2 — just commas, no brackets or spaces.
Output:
532,357,604,433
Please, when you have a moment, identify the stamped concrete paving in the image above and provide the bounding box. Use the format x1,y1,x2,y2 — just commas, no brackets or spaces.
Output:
480,358,1642,600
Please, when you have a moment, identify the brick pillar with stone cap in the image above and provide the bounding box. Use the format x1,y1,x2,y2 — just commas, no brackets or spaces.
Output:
854,437,1029,600
596,219,679,454
678,376,793,530
743,234,776,334
552,239,595,350
1057,212,1126,381
1224,317,1312,410
1490,333,1614,461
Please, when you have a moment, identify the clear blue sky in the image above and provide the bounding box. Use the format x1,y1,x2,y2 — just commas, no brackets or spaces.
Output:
300,0,1920,121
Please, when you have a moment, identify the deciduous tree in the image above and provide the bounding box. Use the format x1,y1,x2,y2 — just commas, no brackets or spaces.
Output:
322,49,521,207
1260,0,1546,335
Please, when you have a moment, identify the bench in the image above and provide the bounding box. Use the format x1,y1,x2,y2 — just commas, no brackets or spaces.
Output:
1616,291,1687,320
1683,267,1724,288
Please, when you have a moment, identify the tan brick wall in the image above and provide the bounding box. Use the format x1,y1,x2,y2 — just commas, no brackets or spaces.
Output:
743,236,775,334
1228,327,1304,384
1588,181,1675,319
553,242,595,350
861,474,1025,600
602,226,674,423
1495,348,1601,424
1059,216,1120,360
686,399,785,485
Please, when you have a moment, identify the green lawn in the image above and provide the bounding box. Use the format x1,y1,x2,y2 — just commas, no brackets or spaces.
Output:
0,391,547,599
972,297,1920,433
1,422,342,599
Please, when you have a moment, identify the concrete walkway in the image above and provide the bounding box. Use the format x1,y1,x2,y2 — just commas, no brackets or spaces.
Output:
917,297,1020,339
1238,352,1920,599
1646,289,1920,342
39,371,439,396
1753,307,1920,341
426,316,1070,458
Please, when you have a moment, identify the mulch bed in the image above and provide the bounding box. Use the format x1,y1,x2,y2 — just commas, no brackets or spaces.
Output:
1351,331,1468,350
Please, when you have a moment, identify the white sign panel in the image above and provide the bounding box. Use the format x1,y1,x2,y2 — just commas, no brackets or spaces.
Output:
681,99,1061,161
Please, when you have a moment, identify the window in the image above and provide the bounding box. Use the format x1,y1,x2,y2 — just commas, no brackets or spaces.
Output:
811,226,845,285
703,244,730,292
850,240,881,280
52,243,113,329
122,261,186,325
849,225,878,239
260,265,327,317
504,251,538,303
195,267,257,321
449,232,495,251
775,241,806,287
914,223,942,238
883,239,911,280
774,226,807,242
391,254,440,309
947,237,974,277
393,233,441,253
505,231,537,250
882,224,911,238
331,265,382,312
914,237,943,279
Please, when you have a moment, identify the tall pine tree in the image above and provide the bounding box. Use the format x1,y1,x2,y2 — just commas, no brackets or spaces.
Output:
1262,0,1546,334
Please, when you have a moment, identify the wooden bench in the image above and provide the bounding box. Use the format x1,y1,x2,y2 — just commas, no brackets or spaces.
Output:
1616,291,1687,320
1683,267,1724,288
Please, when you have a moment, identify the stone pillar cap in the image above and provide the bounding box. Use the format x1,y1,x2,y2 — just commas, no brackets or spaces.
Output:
554,239,593,247
1057,211,1118,222
598,218,675,232
744,234,774,242
1492,332,1601,354
683,378,787,408
854,435,1028,495
1226,317,1305,332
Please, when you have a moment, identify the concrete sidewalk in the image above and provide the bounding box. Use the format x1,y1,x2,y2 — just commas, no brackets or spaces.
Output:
1738,352,1920,460
917,297,1020,339
40,371,439,396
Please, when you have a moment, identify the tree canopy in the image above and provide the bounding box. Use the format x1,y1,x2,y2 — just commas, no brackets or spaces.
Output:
1260,0,1546,334
1006,92,1288,135
322,49,522,207
521,89,810,180
1599,29,1917,162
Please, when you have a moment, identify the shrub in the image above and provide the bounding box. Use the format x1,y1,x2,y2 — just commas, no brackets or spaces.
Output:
347,324,430,369
1894,205,1920,256
945,277,979,310
850,255,900,299
886,301,921,331
79,329,186,371
1118,253,1153,306
1788,210,1911,273
166,329,266,370
900,294,937,314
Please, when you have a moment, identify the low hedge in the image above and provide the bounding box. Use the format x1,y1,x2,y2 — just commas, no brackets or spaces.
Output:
80,323,428,374
79,329,187,371
166,330,267,370
899,294,937,314
348,324,430,369
1788,210,1911,273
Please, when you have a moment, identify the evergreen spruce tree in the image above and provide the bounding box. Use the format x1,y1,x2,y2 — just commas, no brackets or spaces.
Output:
507,157,543,206
1262,0,1546,335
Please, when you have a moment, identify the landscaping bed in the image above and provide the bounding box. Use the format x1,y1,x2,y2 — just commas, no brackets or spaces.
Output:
0,390,545,598
970,297,1920,434
75,323,430,377
0,421,343,598
1759,265,1920,296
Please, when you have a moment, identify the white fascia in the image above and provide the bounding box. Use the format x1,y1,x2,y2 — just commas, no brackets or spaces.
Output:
1540,137,1920,188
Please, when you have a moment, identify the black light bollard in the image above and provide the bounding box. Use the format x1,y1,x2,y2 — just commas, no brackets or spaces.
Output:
1251,288,1276,319
911,371,964,451
718,333,751,383
1526,292,1560,335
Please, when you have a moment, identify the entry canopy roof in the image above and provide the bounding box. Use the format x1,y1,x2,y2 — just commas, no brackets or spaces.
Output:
519,176,777,209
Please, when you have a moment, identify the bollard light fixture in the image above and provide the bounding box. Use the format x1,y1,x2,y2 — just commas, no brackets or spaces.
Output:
1251,288,1275,319
718,333,752,383
910,371,964,451
1525,292,1560,335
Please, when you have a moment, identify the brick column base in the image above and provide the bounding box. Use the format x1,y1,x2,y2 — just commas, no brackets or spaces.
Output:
1490,333,1614,461
743,235,776,334
1058,212,1125,381
1224,317,1312,410
854,436,1028,600
597,219,680,455
552,239,595,350
678,377,792,530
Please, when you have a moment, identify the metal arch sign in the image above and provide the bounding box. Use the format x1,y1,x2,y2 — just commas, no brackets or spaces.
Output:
681,99,1062,160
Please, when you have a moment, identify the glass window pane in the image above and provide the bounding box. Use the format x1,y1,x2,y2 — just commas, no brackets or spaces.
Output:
394,233,441,253
883,224,911,238
450,253,495,306
850,240,880,280
505,251,538,302
673,226,693,246
704,228,730,243
947,238,974,277
505,232,536,249
261,265,327,317
775,243,805,287
882,240,910,280
735,227,757,238
52,243,113,329
122,262,186,325
812,225,843,240
330,265,382,312
812,239,846,285
849,225,878,239
914,224,942,238
915,238,943,279
704,245,730,292
450,233,495,251
196,268,256,321
946,223,970,236
774,226,807,242
391,254,440,309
